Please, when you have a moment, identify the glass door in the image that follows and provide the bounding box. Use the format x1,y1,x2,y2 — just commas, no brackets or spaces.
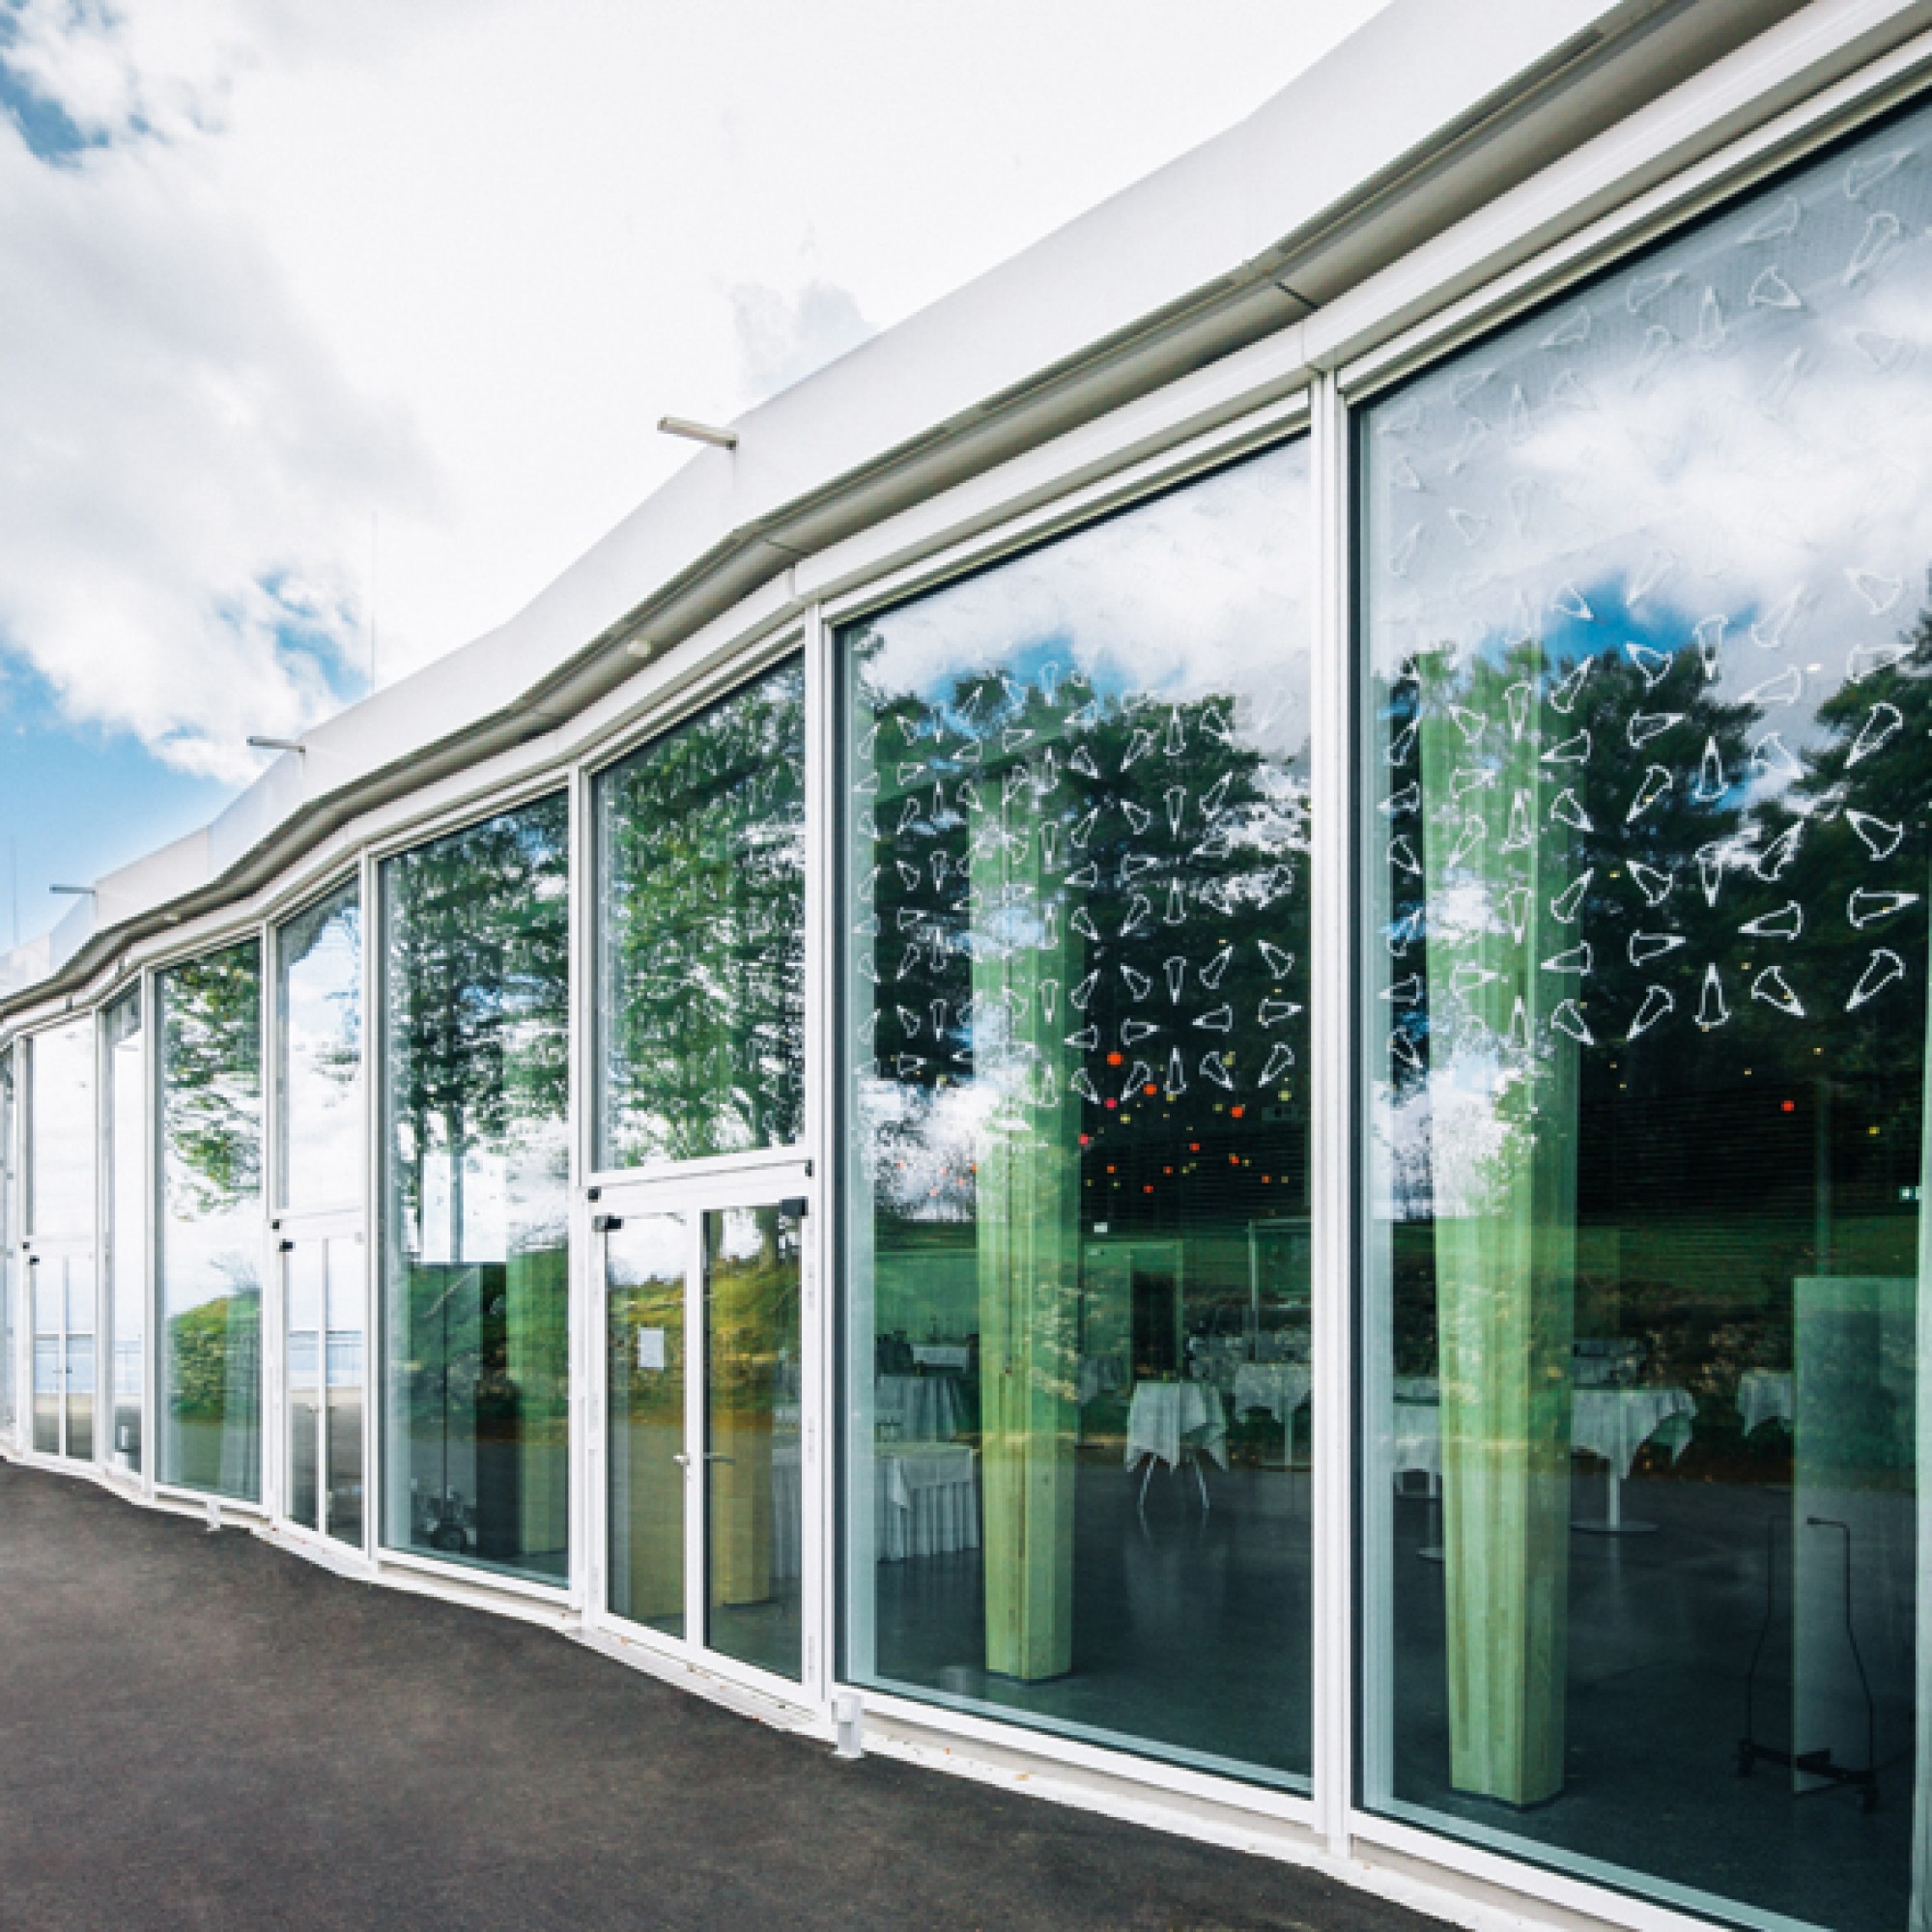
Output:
29,1243,95,1463
598,1174,807,1687
278,1219,365,1548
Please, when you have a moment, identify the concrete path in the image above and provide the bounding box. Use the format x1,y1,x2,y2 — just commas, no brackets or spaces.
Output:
0,1461,1441,1932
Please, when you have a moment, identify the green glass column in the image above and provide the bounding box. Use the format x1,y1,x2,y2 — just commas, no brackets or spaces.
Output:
1418,644,1579,1807
970,766,1083,1684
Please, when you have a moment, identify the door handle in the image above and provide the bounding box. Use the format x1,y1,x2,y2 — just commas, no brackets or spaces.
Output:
671,1452,692,1466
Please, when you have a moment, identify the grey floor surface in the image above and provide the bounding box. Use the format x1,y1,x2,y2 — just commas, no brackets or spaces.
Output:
0,1460,1440,1932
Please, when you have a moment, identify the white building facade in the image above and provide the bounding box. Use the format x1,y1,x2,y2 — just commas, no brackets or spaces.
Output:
4,5,1930,1926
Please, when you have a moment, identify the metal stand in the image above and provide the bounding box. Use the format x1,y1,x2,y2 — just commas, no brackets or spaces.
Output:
1737,1516,1878,1812
1573,1460,1658,1535
1409,1471,1443,1563
1136,1448,1211,1518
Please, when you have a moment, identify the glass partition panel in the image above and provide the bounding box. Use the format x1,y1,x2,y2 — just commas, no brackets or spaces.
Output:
29,1019,94,1239
156,943,263,1499
64,1255,94,1462
841,442,1315,1784
1359,99,1932,1932
279,882,362,1213
595,658,806,1171
325,1235,365,1548
1,1049,16,1444
381,796,570,1585
287,1240,323,1530
607,1213,687,1636
705,1204,802,1681
31,1257,57,1454
105,991,144,1473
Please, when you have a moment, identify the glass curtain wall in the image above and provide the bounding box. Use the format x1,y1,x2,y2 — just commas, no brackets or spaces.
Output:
1360,100,1932,1932
596,659,808,1660
104,990,144,1473
595,657,807,1168
156,944,263,1499
29,1019,97,1460
841,444,1315,1782
381,798,569,1584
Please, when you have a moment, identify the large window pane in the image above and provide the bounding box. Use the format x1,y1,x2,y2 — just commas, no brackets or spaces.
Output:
705,1204,802,1681
1360,100,1932,1932
28,1021,97,1465
1,1049,16,1444
595,658,806,1170
105,991,144,1473
157,943,263,1500
607,1213,687,1635
841,444,1315,1783
381,796,569,1585
279,881,362,1213
29,1018,94,1239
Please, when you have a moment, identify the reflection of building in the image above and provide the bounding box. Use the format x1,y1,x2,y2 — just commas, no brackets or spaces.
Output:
9,10,1932,1932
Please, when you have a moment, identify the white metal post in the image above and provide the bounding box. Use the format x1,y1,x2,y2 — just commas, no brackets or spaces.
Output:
802,600,834,1710
1308,368,1355,1856
568,754,591,1615
360,847,384,1563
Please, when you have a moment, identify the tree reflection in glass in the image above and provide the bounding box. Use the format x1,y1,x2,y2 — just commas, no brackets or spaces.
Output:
1362,96,1932,1932
596,658,805,1170
843,443,1315,1784
157,943,263,1500
381,797,570,1584
278,882,362,1213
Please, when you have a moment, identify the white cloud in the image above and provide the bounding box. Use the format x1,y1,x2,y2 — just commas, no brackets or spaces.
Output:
864,443,1316,763
0,0,1391,786
0,96,435,779
731,277,876,401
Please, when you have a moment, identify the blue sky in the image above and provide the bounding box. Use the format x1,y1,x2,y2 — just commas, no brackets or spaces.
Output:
0,0,1388,954
0,661,233,949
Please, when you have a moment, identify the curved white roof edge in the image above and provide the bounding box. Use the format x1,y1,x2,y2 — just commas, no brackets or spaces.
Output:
3,0,1874,1017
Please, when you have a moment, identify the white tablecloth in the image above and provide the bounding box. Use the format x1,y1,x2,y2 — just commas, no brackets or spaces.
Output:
876,1373,960,1442
877,1443,980,1561
1571,1386,1694,1479
1383,1383,1695,1482
911,1344,972,1372
1125,1382,1229,1471
1232,1361,1313,1424
775,1439,980,1572
1738,1369,1793,1435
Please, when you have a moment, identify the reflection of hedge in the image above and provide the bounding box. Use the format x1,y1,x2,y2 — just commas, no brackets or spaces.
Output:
166,1293,260,1418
